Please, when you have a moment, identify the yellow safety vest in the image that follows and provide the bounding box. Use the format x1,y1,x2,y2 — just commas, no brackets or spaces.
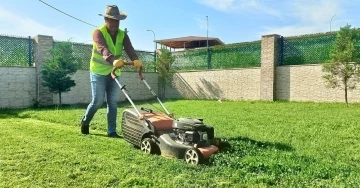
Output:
90,25,125,76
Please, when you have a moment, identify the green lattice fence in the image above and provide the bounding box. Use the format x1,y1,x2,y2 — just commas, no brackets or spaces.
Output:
121,50,156,72
172,41,262,71
0,35,34,67
71,42,92,70
280,33,337,65
2,32,347,70
54,41,155,72
211,41,261,69
173,49,207,70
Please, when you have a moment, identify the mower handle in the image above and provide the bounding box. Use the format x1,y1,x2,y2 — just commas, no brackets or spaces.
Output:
110,61,144,80
111,63,172,118
141,79,173,117
110,65,157,133
110,63,144,117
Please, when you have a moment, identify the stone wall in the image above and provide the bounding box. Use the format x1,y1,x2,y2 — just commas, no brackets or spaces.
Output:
2,63,360,109
2,33,360,109
52,71,159,105
165,68,261,101
165,64,360,103
0,67,37,108
0,67,158,108
276,64,360,103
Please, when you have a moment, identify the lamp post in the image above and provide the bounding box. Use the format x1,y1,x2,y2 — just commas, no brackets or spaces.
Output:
330,14,336,32
147,29,157,71
147,29,156,51
206,16,210,69
206,16,209,49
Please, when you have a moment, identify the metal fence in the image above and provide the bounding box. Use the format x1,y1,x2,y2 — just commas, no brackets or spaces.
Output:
1,32,351,70
54,41,156,72
172,41,262,71
0,35,34,67
0,34,155,71
121,50,156,72
70,42,92,70
279,33,337,66
211,41,261,69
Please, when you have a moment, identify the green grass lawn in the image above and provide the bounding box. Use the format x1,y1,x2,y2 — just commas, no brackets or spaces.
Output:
0,100,359,187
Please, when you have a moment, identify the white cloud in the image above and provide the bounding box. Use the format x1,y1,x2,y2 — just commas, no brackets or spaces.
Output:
197,0,353,37
0,6,89,43
195,17,210,32
197,0,235,11
259,25,325,37
196,0,282,18
290,0,342,24
260,0,346,37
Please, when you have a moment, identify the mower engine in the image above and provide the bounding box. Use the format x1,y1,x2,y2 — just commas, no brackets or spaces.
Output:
172,118,214,145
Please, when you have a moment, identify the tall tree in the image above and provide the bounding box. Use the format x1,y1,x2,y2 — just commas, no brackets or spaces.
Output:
41,41,77,105
322,24,360,106
154,48,176,99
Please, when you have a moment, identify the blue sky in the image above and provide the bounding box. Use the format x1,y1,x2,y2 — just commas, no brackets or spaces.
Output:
1,0,360,51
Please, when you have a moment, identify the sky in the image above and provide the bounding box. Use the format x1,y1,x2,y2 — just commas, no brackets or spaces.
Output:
1,0,360,52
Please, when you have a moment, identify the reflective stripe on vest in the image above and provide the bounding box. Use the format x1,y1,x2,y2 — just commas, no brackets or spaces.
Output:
90,25,125,76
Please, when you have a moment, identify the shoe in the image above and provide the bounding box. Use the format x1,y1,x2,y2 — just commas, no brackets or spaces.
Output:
107,132,121,138
80,118,89,135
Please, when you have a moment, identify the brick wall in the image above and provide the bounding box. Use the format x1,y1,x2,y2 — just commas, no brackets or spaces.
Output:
260,35,280,101
34,35,54,106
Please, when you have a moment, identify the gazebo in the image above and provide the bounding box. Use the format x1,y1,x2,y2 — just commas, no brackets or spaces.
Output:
154,36,224,51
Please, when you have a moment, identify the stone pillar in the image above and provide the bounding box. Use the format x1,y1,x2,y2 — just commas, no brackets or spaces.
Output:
34,35,54,106
260,34,281,101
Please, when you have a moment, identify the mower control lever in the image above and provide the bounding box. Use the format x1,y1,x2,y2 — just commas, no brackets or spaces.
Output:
141,107,153,113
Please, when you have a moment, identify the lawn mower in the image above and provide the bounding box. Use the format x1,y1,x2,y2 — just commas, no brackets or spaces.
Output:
111,66,224,165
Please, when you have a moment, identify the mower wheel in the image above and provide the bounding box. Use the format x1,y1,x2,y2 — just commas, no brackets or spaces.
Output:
140,138,157,154
184,148,204,165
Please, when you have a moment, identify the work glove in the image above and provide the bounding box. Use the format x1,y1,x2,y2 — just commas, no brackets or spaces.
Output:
113,59,125,68
133,60,143,69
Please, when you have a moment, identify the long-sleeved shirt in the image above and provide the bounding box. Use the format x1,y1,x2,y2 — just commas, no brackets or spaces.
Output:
92,29,139,65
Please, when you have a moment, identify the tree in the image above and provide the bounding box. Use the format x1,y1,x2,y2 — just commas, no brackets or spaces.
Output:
322,24,360,106
41,41,77,105
154,48,176,99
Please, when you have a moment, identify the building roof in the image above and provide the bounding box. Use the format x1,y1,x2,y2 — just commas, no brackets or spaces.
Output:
154,36,224,49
